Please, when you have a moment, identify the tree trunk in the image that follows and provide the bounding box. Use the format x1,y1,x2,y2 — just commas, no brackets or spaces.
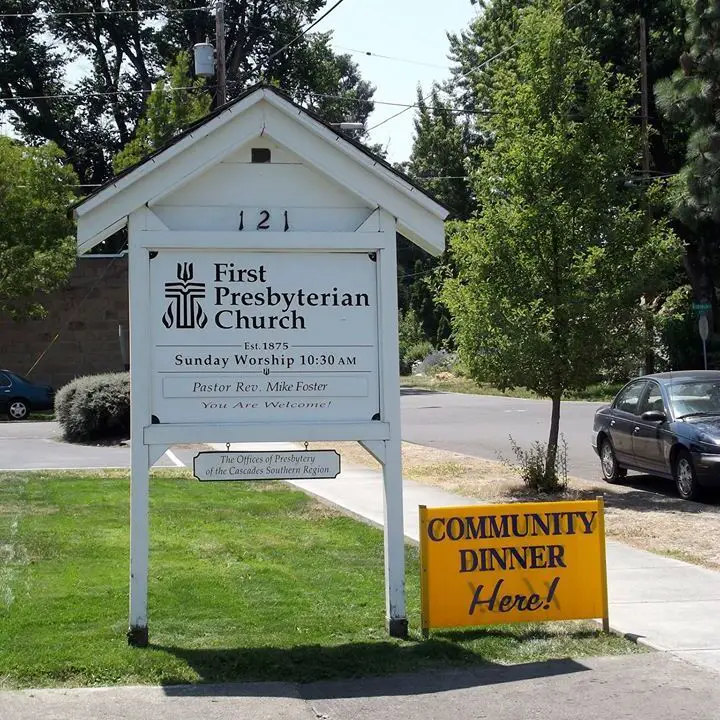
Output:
644,312,655,375
544,391,562,481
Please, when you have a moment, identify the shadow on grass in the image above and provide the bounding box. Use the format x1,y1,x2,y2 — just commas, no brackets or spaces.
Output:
156,640,589,697
433,627,601,643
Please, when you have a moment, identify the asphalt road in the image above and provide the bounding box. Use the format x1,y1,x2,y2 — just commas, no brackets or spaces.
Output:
0,421,198,471
0,397,604,478
401,389,605,481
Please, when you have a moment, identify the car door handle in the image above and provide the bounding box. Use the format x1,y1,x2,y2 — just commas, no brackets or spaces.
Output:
633,426,640,433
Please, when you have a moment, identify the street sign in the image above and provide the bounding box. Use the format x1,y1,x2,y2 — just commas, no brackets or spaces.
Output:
193,449,340,481
699,315,709,342
693,302,712,315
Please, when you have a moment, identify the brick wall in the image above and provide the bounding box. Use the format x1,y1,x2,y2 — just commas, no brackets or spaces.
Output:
0,257,129,390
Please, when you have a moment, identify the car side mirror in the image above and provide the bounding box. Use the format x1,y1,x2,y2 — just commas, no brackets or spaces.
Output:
641,410,666,423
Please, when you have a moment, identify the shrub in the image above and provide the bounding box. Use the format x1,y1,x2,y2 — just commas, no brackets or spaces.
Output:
402,340,434,375
413,349,456,376
55,372,130,443
399,309,429,374
505,436,569,494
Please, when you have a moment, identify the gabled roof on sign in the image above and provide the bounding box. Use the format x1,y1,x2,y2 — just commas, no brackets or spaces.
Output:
72,83,449,255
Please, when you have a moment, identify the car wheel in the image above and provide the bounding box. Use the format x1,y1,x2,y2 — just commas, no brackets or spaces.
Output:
600,439,626,482
8,398,29,421
674,450,702,501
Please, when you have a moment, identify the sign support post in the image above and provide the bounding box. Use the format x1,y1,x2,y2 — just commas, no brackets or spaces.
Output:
127,217,153,647
597,495,610,633
699,314,709,371
419,505,430,639
376,217,407,638
381,438,407,637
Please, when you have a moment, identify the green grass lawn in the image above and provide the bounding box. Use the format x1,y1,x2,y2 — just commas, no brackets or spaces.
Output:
0,471,641,689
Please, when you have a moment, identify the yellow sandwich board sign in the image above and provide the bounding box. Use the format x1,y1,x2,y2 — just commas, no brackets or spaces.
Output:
419,498,609,633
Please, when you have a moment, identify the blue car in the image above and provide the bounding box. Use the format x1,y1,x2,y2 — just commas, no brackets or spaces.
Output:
592,370,720,501
0,370,54,420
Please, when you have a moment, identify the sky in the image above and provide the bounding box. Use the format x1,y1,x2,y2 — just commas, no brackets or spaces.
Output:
325,0,480,164
0,1,479,165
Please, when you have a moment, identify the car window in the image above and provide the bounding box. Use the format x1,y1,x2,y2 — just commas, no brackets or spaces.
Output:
667,380,720,417
0,373,11,388
6,371,30,384
614,380,647,415
639,382,665,416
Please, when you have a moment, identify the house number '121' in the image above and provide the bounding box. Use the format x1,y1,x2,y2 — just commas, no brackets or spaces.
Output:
239,210,289,231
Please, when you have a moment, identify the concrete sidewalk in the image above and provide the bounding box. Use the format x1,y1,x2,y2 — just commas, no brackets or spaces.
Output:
217,442,720,675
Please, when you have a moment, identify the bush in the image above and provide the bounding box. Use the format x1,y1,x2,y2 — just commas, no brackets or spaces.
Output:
505,436,568,494
399,309,430,374
55,372,130,443
413,349,456,376
401,340,434,375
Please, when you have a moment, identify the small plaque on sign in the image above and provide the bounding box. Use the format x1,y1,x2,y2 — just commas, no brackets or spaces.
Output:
193,450,341,482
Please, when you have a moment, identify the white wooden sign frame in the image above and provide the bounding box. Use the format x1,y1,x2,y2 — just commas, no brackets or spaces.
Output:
126,209,409,644
73,87,448,649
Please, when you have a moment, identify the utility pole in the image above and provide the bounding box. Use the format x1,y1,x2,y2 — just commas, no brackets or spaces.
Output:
215,0,227,106
639,15,654,375
639,16,651,179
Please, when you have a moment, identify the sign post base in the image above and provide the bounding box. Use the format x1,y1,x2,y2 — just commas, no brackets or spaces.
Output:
127,626,149,647
387,617,409,639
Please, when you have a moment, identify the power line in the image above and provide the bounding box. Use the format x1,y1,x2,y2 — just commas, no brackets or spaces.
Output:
366,0,589,133
333,45,451,70
262,0,350,66
366,45,513,132
0,5,211,19
0,87,490,115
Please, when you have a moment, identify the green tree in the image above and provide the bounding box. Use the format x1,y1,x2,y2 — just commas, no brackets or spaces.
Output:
0,137,78,318
113,52,211,173
655,0,720,324
405,85,476,221
0,1,375,186
442,2,680,481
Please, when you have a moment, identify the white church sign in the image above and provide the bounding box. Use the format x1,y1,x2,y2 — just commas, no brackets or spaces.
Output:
72,84,447,647
151,251,380,425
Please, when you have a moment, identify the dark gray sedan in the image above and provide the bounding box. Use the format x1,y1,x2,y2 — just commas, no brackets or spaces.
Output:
592,371,720,500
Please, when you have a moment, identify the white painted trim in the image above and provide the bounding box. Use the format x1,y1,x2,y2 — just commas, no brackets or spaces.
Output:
355,209,381,232
359,439,386,464
375,210,406,631
74,90,447,255
262,91,447,219
149,444,169,466
144,207,170,231
74,91,265,218
164,449,185,467
77,105,265,250
128,210,153,637
134,230,390,251
144,421,391,445
261,109,445,255
77,216,127,255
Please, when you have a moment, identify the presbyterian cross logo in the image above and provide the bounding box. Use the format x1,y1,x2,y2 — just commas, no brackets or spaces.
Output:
162,262,208,329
